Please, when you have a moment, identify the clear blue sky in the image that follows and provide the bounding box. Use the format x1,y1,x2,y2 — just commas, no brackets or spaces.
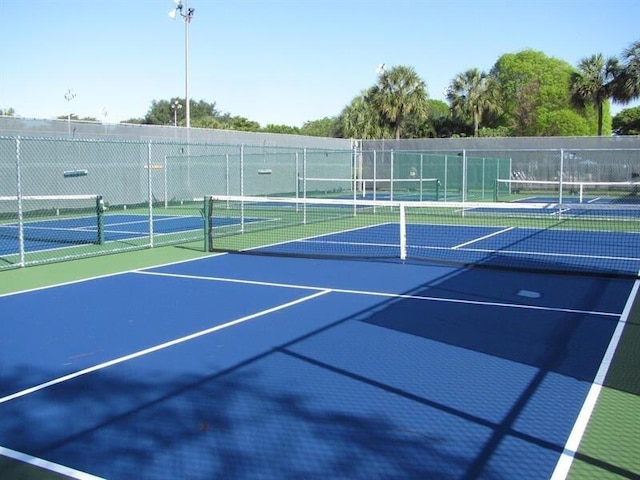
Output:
1,0,639,127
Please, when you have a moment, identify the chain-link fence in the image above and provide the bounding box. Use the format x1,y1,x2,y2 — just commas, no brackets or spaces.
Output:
0,136,352,269
2,134,639,270
360,136,640,204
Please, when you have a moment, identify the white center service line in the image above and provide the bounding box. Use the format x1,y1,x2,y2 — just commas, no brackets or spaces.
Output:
453,227,515,249
0,289,331,405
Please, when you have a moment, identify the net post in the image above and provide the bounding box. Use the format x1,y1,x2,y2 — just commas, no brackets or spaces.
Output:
559,148,565,204
373,150,378,205
147,141,154,248
399,202,407,260
240,145,245,232
462,149,467,203
295,151,300,203
226,154,230,207
420,153,424,201
203,196,212,252
303,148,307,223
16,137,25,267
164,155,168,209
390,149,395,202
96,195,105,245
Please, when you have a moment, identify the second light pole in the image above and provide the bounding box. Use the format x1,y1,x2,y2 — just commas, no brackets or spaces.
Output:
171,100,182,127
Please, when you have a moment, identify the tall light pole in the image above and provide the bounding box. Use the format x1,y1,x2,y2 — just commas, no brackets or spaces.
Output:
64,88,76,135
171,100,182,127
169,0,195,129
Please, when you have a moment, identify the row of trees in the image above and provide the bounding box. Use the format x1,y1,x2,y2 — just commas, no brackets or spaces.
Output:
2,41,639,138
338,40,640,138
119,98,338,137
132,39,639,138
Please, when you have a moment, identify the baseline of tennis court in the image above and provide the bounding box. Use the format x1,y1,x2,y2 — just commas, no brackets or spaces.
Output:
0,238,636,479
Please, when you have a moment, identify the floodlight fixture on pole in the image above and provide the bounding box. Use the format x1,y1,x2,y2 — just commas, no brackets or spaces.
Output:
171,100,183,127
168,0,195,129
64,88,76,134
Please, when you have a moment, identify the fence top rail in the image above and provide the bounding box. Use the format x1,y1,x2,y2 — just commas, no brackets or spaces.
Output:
498,179,640,186
361,147,640,153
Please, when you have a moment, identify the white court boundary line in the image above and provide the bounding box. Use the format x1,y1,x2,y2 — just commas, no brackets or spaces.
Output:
135,270,620,318
551,277,640,479
0,252,229,299
0,289,330,405
0,445,105,480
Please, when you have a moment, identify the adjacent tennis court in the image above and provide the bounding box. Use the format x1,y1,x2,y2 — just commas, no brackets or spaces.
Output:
0,202,204,257
1,201,638,479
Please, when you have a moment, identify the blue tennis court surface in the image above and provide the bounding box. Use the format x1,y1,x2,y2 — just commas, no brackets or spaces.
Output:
0,245,636,478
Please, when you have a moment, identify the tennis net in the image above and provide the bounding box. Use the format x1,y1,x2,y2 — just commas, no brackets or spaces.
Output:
495,179,640,204
204,195,640,278
300,177,440,201
0,194,105,246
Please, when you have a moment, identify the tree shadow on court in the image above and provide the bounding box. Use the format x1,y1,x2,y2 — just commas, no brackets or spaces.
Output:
0,263,637,479
0,354,483,479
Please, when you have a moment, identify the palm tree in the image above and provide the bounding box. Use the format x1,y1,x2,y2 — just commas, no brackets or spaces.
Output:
446,68,500,136
570,54,620,136
338,89,391,139
613,40,640,103
368,66,428,140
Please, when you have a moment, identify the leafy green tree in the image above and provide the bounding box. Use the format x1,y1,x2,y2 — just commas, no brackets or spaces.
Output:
612,105,640,135
477,126,511,137
300,117,339,137
397,100,449,138
190,99,219,119
0,107,15,116
613,40,640,103
192,116,223,129
447,68,500,136
223,116,261,132
491,50,593,136
570,54,620,135
535,108,591,136
368,65,429,139
262,124,301,134
143,98,219,126
122,117,145,124
422,99,452,137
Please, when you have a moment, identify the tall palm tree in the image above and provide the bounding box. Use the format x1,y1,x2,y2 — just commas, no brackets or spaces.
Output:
570,54,620,136
446,68,500,136
613,40,640,103
368,66,428,140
